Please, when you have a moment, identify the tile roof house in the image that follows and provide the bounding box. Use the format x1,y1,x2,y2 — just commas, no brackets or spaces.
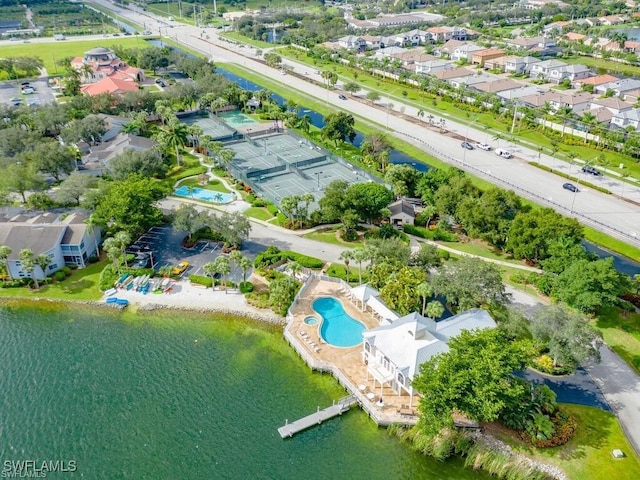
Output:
450,43,485,62
473,78,523,93
80,77,140,96
81,132,157,173
436,39,466,57
0,211,101,279
590,97,634,115
497,85,546,102
415,59,455,75
579,106,613,124
564,32,587,42
573,74,619,89
595,78,640,96
432,67,475,80
622,89,640,103
471,48,505,66
530,59,568,80
548,92,596,113
71,46,144,85
336,35,366,51
362,309,497,405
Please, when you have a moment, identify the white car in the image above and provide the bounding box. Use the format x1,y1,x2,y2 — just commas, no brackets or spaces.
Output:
495,148,512,159
21,87,35,94
476,142,491,151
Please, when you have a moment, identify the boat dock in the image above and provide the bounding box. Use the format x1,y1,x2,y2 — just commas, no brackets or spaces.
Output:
278,395,357,438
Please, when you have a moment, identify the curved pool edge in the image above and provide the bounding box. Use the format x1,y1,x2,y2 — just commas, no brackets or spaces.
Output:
311,296,366,349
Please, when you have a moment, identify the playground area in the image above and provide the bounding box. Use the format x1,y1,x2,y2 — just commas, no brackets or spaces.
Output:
227,132,371,210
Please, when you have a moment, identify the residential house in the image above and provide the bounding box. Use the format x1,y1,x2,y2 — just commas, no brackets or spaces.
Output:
549,92,595,113
579,107,613,124
71,46,144,84
388,198,423,227
623,89,640,103
426,26,454,43
337,35,366,52
80,77,140,96
375,46,408,59
432,67,475,81
484,56,506,71
543,20,573,35
450,42,485,63
564,32,587,42
504,55,541,75
415,59,455,75
403,29,432,45
473,78,523,94
436,39,466,58
392,51,434,67
624,40,640,53
590,97,634,115
362,309,497,405
522,0,569,9
449,73,500,90
0,211,102,279
497,85,546,102
530,59,568,80
520,91,565,109
595,78,640,96
563,64,592,84
361,35,382,50
573,74,619,90
611,109,640,130
471,48,505,66
81,132,158,173
505,36,555,51
598,15,627,26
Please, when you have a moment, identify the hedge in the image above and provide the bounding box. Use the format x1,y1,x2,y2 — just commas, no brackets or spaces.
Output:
239,281,254,293
403,224,458,242
529,162,611,194
325,264,360,283
189,274,212,287
282,251,324,269
266,203,279,215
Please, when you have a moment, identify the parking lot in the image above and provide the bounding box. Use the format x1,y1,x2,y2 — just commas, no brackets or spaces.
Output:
0,78,56,108
128,225,257,285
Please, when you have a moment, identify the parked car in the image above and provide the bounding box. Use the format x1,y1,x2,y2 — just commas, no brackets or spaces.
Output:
21,87,35,94
172,261,189,275
495,148,512,159
338,94,347,100
582,166,601,176
461,141,474,150
476,142,491,151
563,182,579,192
142,30,152,35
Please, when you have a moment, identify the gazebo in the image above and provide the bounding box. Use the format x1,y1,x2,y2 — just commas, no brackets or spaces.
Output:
349,284,379,311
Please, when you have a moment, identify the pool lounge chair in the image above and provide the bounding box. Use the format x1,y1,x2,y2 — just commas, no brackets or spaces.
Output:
299,331,308,338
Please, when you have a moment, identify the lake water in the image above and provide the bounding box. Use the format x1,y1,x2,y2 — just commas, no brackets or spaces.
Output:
0,301,485,479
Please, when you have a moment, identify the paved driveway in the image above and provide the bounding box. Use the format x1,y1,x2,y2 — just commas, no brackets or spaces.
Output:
0,78,55,107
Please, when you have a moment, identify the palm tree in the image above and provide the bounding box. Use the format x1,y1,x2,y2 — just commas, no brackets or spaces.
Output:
85,214,102,259
288,261,302,280
299,114,311,134
416,282,433,316
557,106,574,137
19,249,37,288
0,245,13,280
34,254,52,282
426,300,445,321
215,255,231,293
238,256,252,284
203,261,220,289
161,118,189,166
114,231,132,268
218,149,235,176
352,248,368,285
339,250,355,281
80,63,94,82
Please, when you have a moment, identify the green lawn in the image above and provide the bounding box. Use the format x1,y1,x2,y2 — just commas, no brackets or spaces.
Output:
438,240,528,266
2,37,150,74
0,261,107,301
221,31,273,49
595,306,640,375
176,177,231,193
145,2,196,25
493,404,640,480
304,228,363,248
243,207,274,221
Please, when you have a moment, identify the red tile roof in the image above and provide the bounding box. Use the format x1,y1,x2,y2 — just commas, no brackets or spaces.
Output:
80,77,139,96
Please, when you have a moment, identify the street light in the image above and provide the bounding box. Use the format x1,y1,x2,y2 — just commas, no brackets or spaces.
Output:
315,171,323,190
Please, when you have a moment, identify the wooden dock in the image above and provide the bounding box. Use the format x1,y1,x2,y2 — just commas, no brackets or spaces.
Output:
278,395,357,438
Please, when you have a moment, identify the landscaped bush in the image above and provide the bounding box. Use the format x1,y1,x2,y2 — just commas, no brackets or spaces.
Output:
88,255,99,263
0,279,23,288
246,194,256,203
251,198,267,208
326,264,360,283
63,266,73,277
254,246,283,268
53,271,66,282
520,410,577,448
266,203,279,215
282,251,324,269
341,228,359,242
189,274,212,288
438,250,450,261
239,281,254,293
246,291,270,309
99,265,119,291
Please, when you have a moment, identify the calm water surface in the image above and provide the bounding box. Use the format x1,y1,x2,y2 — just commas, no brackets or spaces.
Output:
0,302,486,479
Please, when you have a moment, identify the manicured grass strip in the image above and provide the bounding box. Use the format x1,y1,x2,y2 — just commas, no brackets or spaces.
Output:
0,261,107,301
176,177,231,193
220,32,273,49
584,227,640,263
438,240,528,266
243,207,274,221
496,404,640,480
595,306,640,375
303,229,363,248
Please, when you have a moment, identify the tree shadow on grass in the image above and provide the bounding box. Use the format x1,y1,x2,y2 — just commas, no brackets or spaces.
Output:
553,406,615,462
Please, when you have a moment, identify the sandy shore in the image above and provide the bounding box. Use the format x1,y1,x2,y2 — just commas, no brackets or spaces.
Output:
104,280,285,324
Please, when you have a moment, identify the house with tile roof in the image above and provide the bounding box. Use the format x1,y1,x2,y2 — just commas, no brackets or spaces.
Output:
71,47,144,84
530,59,568,80
573,74,619,90
80,77,140,96
471,48,505,66
415,59,455,75
590,97,634,115
0,211,101,279
81,132,157,173
595,78,640,97
362,309,496,405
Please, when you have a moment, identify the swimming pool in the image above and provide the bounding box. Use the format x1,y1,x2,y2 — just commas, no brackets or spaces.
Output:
174,186,235,204
312,297,366,348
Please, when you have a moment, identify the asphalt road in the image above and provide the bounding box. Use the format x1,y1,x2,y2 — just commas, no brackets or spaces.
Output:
43,1,640,249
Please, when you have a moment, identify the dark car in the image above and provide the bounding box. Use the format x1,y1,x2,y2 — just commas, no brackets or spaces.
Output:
582,166,601,176
461,141,474,150
338,94,347,100
563,182,579,192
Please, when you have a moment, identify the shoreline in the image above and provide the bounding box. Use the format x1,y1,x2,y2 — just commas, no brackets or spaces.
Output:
0,280,285,325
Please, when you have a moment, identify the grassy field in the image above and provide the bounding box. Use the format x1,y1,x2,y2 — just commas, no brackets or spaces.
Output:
491,404,640,480
243,207,274,221
2,37,150,74
595,306,640,375
438,240,529,266
304,228,363,248
176,177,231,193
0,261,106,301
221,31,273,49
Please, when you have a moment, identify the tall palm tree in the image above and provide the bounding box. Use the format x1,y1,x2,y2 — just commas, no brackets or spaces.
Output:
114,231,132,268
0,245,13,280
84,214,103,259
352,248,369,285
298,114,311,134
416,282,433,316
203,261,220,289
238,256,252,284
215,255,231,293
162,118,189,166
19,249,37,288
218,149,235,176
339,250,355,281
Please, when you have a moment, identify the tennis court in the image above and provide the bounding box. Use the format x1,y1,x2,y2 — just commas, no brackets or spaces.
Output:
219,111,259,129
228,132,371,211
181,114,238,142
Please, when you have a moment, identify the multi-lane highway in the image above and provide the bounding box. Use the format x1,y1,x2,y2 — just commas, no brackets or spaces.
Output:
43,2,640,249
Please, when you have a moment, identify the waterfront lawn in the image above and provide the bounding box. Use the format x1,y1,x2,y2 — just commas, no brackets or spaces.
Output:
0,261,106,301
492,404,640,480
595,306,640,375
243,207,274,221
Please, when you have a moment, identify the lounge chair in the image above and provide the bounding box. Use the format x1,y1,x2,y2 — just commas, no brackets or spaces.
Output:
313,347,320,353
299,331,308,338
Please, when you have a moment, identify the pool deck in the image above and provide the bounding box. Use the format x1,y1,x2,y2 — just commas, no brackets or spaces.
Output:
284,276,420,427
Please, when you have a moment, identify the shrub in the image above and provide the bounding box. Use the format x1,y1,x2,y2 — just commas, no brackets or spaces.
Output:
53,271,66,282
438,250,450,261
246,291,270,309
189,274,212,287
99,264,119,291
282,251,324,269
266,203,279,215
326,264,359,283
251,198,266,208
87,255,99,264
534,354,554,373
341,228,359,242
239,281,254,293
63,266,73,277
246,194,256,203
